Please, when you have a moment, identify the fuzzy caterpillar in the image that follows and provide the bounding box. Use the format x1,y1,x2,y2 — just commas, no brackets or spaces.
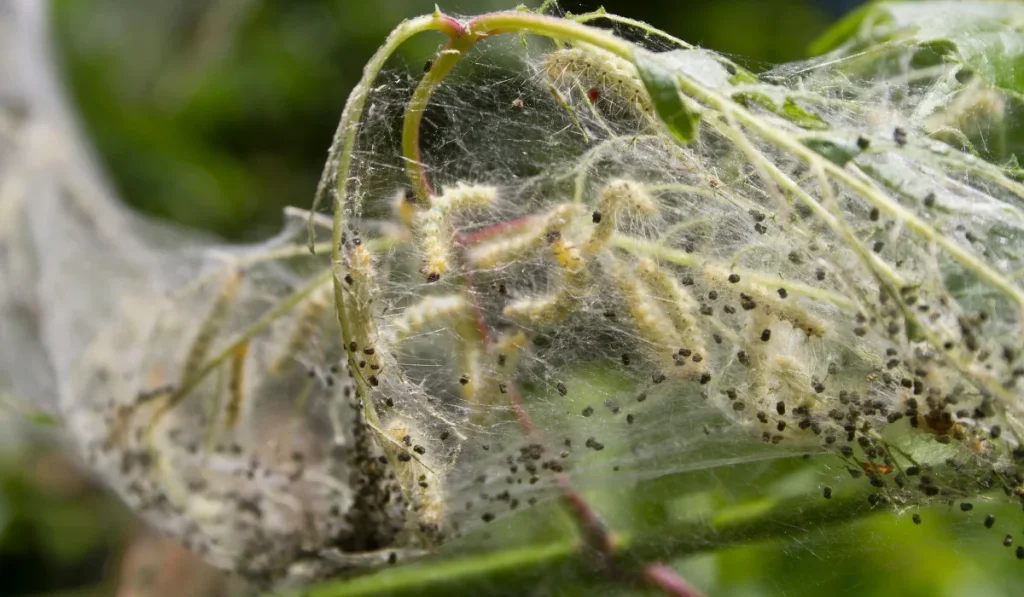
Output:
503,231,589,325
391,294,471,341
468,203,583,269
224,341,250,429
701,265,828,338
610,257,708,381
385,417,444,533
344,239,383,373
269,283,332,374
635,257,707,372
584,179,658,255
180,268,243,384
544,46,653,113
416,183,497,281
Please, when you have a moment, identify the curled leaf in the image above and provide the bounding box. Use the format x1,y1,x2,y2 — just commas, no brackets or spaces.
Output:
633,50,700,143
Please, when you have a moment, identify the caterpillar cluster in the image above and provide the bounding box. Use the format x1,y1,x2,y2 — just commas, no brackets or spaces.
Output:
351,33,1024,550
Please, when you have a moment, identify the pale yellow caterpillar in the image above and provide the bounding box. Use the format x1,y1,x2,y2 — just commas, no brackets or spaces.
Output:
503,231,590,325
467,203,583,269
385,417,444,533
741,309,774,414
344,240,383,373
584,179,658,255
224,340,250,429
771,354,821,415
610,257,706,380
391,294,471,341
543,46,652,113
702,264,828,338
635,257,707,374
416,183,497,281
269,283,332,374
181,268,243,384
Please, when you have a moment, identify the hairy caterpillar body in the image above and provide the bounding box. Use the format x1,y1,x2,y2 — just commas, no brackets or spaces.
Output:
503,232,590,324
585,179,658,255
416,183,497,281
468,203,583,269
544,46,653,114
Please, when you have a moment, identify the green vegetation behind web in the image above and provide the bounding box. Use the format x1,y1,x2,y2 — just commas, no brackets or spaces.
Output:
49,0,835,242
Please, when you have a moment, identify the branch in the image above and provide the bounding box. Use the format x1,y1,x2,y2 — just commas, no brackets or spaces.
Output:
290,476,880,597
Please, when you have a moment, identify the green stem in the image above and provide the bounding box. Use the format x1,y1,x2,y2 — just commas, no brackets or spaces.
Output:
569,11,692,50
713,112,905,290
313,13,463,251
320,11,464,430
386,10,1024,320
173,268,333,401
468,12,633,55
403,33,484,204
293,483,880,597
316,9,1024,597
664,62,1024,318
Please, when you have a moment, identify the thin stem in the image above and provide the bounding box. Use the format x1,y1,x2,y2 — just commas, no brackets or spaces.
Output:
569,11,693,50
170,268,333,404
461,12,1024,322
921,148,1024,201
313,12,464,251
468,12,633,56
403,33,483,205
643,564,704,597
321,11,465,465
142,268,335,460
665,62,1024,320
394,15,703,594
294,482,883,597
328,10,1024,597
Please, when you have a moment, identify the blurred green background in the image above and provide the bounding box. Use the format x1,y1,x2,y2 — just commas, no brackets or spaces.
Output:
8,1,1024,596
48,0,853,241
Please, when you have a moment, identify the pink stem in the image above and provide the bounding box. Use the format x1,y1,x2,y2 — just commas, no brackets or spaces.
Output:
644,563,706,597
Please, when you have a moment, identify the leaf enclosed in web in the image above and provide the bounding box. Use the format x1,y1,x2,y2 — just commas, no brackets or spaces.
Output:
809,1,1024,95
732,90,829,130
801,136,863,166
807,2,1024,164
286,459,890,597
633,51,700,144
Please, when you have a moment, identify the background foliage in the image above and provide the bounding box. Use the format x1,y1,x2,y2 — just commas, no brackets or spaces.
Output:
5,1,1024,596
48,0,846,241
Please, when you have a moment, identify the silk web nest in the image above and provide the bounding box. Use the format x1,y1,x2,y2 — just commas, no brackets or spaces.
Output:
46,3,1024,589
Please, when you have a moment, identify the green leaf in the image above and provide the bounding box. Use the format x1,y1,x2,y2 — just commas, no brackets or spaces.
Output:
732,90,777,113
633,51,700,144
810,2,1024,94
25,411,63,427
808,2,1024,164
801,136,862,166
806,2,876,56
782,98,828,130
288,466,892,597
732,91,829,130
726,66,760,86
0,393,63,427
